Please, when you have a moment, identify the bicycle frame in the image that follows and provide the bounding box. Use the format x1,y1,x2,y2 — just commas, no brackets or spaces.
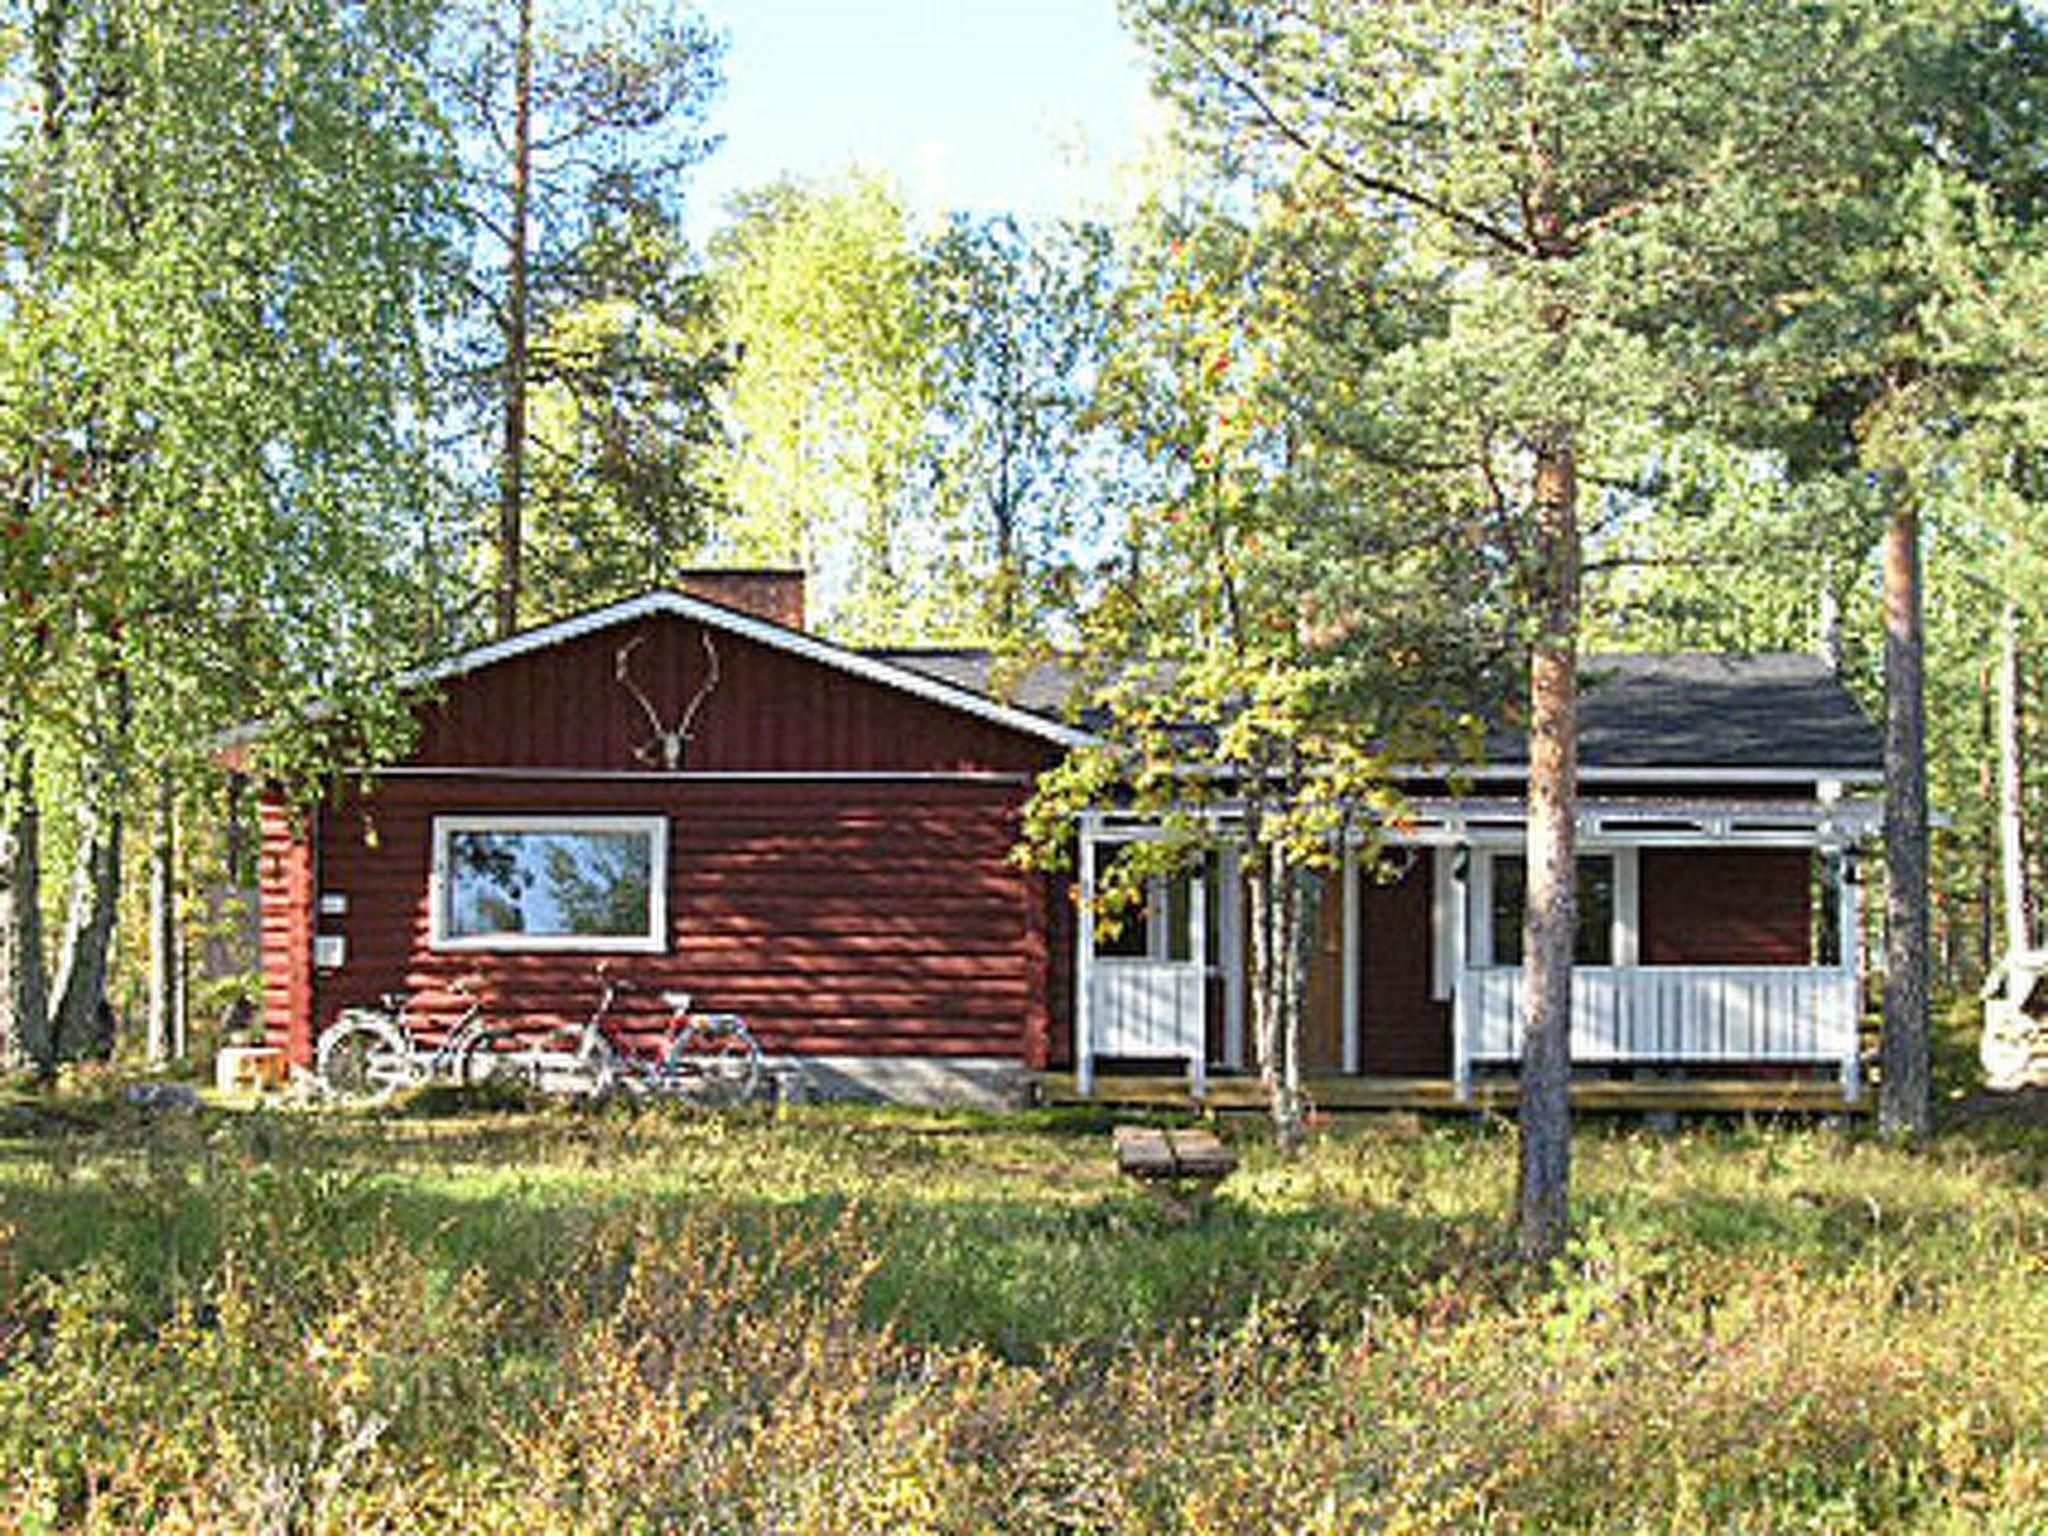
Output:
314,977,487,1102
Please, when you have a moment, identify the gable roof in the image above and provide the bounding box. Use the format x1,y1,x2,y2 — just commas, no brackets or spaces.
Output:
416,591,1096,749
1481,652,1883,777
222,589,1879,784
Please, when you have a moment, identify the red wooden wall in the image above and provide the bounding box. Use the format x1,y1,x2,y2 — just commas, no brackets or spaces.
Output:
1639,849,1813,966
259,799,317,1064
259,608,1068,1068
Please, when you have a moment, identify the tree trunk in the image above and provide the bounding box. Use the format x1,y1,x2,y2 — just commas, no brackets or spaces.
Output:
51,811,122,1063
1979,655,1997,977
1245,831,1310,1150
494,0,535,638
51,792,125,1063
2000,600,2030,962
1517,424,1580,1265
1280,858,1320,1151
1817,585,1844,675
51,669,131,1063
146,778,184,1063
1880,479,1931,1137
0,739,50,1073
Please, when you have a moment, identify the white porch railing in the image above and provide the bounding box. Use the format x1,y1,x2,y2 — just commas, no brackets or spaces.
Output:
1458,965,1862,1099
1084,958,1206,1094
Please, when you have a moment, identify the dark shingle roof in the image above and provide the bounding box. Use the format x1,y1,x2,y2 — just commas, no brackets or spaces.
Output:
865,649,1088,718
1489,652,1883,772
874,646,1882,777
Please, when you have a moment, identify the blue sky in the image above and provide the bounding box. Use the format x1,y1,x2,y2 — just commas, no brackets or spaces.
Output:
686,0,1158,239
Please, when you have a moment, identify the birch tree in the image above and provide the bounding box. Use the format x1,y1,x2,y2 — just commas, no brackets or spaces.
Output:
707,174,942,642
0,0,453,1071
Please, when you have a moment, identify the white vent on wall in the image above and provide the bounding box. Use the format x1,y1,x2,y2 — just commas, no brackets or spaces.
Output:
313,935,347,970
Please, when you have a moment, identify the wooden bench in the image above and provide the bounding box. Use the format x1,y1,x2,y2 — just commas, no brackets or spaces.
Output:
1113,1124,1238,1214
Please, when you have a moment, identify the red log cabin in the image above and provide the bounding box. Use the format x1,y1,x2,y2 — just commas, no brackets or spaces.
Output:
250,575,1885,1106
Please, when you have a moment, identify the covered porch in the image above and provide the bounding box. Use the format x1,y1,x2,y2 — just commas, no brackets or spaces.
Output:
1073,792,1878,1106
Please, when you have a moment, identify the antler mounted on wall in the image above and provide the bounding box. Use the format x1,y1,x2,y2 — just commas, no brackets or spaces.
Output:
614,630,721,770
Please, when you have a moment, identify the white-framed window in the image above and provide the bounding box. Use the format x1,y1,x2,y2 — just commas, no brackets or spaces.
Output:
1469,846,1638,968
429,814,668,953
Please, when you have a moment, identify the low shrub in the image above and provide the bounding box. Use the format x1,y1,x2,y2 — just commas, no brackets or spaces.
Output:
3,1108,2047,1530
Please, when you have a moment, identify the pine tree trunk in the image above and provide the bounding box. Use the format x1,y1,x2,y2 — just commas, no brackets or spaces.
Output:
0,739,50,1074
2000,601,2030,962
1517,424,1580,1265
494,0,535,638
1880,480,1932,1137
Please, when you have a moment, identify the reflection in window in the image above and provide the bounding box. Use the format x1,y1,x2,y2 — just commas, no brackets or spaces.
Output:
1490,853,1614,966
434,817,665,950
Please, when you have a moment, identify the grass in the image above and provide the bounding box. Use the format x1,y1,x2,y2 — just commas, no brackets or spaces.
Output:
4,1085,2048,1532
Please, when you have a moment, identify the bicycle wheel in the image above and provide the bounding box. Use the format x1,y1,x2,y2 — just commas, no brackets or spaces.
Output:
660,1016,763,1106
315,1013,415,1105
456,1029,540,1093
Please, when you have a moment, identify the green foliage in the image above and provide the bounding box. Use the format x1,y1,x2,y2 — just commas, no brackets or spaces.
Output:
0,0,457,756
520,213,732,620
921,213,1119,641
428,0,725,634
0,0,463,1067
8,1107,2048,1529
706,173,944,642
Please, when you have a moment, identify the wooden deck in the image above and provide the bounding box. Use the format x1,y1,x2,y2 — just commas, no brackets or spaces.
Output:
1040,1071,1866,1116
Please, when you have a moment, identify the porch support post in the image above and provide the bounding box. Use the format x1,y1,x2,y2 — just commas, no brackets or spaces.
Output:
1839,849,1865,1103
1077,815,1098,1098
1341,844,1361,1075
1189,856,1208,1099
1451,844,1472,1101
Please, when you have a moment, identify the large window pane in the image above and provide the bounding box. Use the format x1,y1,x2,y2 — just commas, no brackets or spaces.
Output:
1490,853,1613,966
434,817,665,951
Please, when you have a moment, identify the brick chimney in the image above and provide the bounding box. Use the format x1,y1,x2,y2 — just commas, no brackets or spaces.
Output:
676,569,807,631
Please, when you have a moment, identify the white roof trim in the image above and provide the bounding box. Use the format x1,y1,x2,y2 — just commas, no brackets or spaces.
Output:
411,591,1095,749
1423,764,1886,786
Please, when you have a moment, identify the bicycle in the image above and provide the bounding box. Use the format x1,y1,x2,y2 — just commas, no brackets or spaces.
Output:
459,968,633,1099
314,975,495,1104
461,968,766,1106
657,991,765,1107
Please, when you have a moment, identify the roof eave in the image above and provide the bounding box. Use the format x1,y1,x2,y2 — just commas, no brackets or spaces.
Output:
1418,763,1886,786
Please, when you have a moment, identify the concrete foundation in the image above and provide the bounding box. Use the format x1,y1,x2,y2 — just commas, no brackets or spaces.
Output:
772,1055,1038,1109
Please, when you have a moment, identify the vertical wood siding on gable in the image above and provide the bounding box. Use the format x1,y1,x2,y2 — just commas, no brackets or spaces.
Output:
410,613,1057,776
1638,849,1813,966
